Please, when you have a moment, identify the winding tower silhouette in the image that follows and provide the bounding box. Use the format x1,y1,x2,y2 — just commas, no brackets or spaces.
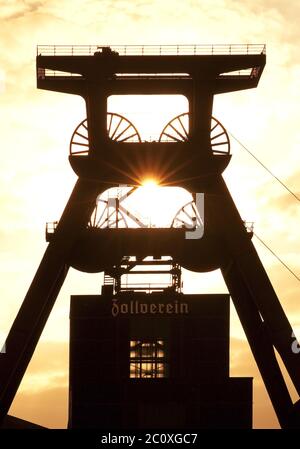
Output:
0,44,299,429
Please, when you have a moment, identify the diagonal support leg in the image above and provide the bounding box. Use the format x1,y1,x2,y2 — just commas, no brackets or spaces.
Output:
0,178,102,422
222,261,293,428
215,176,300,398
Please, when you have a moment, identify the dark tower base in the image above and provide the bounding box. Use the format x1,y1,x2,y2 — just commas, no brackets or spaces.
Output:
69,293,252,429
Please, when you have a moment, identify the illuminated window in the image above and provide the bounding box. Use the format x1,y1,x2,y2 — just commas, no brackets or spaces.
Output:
130,340,168,378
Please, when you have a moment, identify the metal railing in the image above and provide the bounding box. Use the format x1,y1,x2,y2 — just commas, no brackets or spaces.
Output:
219,68,253,77
46,221,58,233
243,221,254,233
45,221,58,241
37,44,266,57
120,282,172,292
38,67,259,81
37,68,82,79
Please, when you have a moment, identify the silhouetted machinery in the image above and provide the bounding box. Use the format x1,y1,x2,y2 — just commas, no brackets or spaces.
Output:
1,44,299,428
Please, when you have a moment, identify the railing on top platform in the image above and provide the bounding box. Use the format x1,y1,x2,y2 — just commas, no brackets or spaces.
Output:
243,221,254,234
37,44,266,57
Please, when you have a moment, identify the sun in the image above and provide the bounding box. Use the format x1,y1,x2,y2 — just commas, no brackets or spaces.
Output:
127,181,191,228
141,178,158,188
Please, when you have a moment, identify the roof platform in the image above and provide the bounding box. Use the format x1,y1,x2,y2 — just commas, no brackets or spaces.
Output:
36,44,266,96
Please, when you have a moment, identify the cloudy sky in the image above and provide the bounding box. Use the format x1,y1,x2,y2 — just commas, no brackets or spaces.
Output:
0,0,300,428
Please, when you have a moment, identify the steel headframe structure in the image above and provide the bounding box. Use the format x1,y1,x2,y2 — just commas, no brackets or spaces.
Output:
0,43,299,428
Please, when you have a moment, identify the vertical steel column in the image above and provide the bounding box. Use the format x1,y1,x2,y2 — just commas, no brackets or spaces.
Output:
190,76,213,155
85,82,108,156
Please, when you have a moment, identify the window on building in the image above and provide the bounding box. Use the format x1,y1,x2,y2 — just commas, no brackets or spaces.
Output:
129,339,168,378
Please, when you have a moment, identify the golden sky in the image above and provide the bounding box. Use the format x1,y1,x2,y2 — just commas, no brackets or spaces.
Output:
0,0,300,429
